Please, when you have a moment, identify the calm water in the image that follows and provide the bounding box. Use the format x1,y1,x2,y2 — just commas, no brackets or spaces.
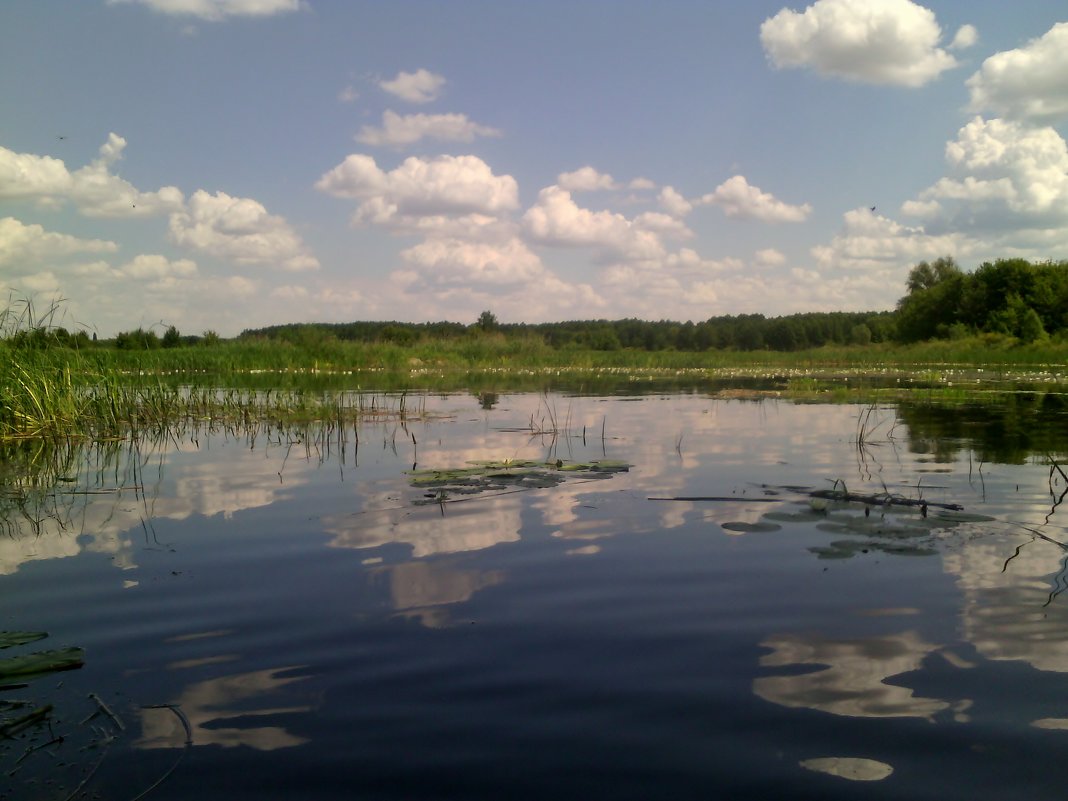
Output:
4,390,1068,800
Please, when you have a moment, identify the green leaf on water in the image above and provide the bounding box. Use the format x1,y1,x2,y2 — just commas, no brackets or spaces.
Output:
0,631,48,650
721,521,783,533
0,647,85,682
406,459,630,502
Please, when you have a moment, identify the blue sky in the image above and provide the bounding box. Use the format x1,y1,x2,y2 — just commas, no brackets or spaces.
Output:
2,1,1067,337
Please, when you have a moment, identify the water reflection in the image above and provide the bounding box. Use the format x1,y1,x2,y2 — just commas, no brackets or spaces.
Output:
945,535,1068,673
324,494,524,556
371,560,506,627
799,756,894,781
754,630,950,720
897,392,1068,464
137,665,312,751
6,389,1068,799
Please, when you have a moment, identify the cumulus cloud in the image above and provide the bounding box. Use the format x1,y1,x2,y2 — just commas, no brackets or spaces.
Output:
379,69,446,103
905,116,1068,234
168,190,319,271
116,254,198,280
812,207,973,271
658,186,693,218
949,24,978,50
316,154,519,228
400,238,546,288
0,217,118,267
966,22,1068,124
633,212,692,239
0,148,71,200
15,271,62,294
71,134,185,217
106,0,303,21
557,167,618,192
522,186,665,261
754,248,787,266
355,110,502,148
760,0,962,87
0,134,183,217
386,265,606,323
699,175,812,222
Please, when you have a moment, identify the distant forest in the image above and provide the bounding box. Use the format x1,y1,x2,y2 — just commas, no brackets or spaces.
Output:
9,257,1068,352
239,257,1068,352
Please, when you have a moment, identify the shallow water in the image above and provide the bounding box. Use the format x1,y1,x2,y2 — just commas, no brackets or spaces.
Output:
4,391,1068,800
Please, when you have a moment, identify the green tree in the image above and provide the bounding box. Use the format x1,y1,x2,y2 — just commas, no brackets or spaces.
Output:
1018,307,1048,343
477,310,498,332
896,257,965,342
162,325,181,348
905,256,961,294
850,324,872,346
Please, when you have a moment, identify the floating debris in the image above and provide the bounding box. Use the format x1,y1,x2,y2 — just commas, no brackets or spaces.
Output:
408,459,630,503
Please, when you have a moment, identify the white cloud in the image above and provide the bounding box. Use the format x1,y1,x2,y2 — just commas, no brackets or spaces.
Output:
168,189,319,271
337,85,359,104
316,154,519,228
966,22,1068,124
557,167,618,192
106,0,303,21
379,69,446,103
116,254,199,280
71,134,185,218
812,207,973,271
0,134,183,217
15,271,61,294
629,177,657,191
760,0,962,87
754,248,787,266
385,266,606,323
658,186,693,217
949,24,978,50
700,175,812,222
522,186,665,261
633,211,692,239
400,237,546,288
355,110,502,148
906,116,1068,235
0,217,118,267
0,148,71,200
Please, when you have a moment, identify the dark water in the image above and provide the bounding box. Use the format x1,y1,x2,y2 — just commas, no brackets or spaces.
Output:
4,391,1068,800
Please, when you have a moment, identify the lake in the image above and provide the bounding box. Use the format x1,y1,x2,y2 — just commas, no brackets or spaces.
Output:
4,385,1068,800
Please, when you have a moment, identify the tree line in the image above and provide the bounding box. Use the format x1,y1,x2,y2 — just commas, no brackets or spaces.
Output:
7,257,1068,352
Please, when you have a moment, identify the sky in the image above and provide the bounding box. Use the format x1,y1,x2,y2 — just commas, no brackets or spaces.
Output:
1,0,1067,337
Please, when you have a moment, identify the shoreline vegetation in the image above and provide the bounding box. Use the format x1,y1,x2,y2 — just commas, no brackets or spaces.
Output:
4,256,1068,442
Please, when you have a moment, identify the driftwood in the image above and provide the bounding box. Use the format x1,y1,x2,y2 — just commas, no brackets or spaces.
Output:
650,487,964,512
807,489,963,511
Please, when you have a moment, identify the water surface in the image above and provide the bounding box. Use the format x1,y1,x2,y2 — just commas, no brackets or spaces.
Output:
3,391,1068,800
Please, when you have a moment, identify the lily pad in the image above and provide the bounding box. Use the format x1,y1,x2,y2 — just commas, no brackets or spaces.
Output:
0,647,85,682
0,631,48,650
721,521,782,533
407,459,630,502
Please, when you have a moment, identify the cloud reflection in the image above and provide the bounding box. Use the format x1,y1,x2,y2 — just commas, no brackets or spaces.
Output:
137,665,311,751
754,630,950,720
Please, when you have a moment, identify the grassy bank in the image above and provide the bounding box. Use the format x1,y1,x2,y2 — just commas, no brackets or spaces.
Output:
55,332,1068,373
4,332,1068,443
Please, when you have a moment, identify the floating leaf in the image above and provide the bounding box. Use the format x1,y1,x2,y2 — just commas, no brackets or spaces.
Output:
0,631,48,650
721,521,782,533
0,647,85,682
407,459,630,502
